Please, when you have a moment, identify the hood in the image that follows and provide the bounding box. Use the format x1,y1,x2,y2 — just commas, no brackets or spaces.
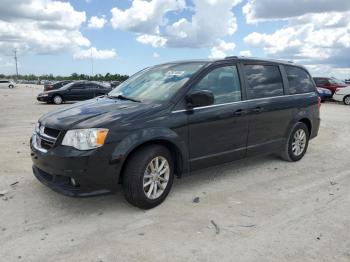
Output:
39,97,163,130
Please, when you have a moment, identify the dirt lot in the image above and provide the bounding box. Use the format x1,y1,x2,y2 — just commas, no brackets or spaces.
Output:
0,84,349,262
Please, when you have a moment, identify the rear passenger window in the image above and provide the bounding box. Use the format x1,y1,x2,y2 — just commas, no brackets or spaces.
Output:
192,65,241,104
285,66,314,94
244,65,284,99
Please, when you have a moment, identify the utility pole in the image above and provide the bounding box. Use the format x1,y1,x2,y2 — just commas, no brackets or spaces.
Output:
90,48,94,77
14,50,19,80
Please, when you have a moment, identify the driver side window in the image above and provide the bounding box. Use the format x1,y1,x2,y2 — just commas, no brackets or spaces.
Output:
192,65,241,105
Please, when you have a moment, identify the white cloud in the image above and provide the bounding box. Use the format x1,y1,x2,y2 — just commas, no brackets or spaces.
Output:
239,50,252,57
110,0,186,34
209,40,235,59
88,16,107,29
243,0,350,23
115,0,241,49
243,1,350,78
136,34,167,48
73,47,117,60
164,0,240,48
0,0,89,55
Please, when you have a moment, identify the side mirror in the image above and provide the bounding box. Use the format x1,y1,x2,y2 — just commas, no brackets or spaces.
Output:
186,90,214,109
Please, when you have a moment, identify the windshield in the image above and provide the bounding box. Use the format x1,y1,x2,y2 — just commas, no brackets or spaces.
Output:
60,82,75,90
329,78,345,85
108,62,206,102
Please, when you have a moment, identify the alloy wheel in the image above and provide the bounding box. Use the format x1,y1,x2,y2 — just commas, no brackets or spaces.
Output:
54,96,62,104
143,156,170,199
344,96,350,105
292,129,307,156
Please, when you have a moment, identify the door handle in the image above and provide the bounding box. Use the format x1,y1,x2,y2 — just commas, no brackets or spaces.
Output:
251,106,263,113
233,109,248,116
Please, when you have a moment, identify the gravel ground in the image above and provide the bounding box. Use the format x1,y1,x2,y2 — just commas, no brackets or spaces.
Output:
0,84,349,262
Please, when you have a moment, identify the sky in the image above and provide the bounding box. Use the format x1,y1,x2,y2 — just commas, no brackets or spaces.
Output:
0,0,349,79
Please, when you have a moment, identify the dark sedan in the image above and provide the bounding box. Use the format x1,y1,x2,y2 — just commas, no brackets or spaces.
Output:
37,81,112,104
44,80,73,92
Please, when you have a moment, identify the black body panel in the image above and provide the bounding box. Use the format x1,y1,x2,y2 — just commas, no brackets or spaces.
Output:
31,57,320,196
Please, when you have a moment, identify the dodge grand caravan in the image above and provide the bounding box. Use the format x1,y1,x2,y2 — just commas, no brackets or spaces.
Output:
30,57,320,209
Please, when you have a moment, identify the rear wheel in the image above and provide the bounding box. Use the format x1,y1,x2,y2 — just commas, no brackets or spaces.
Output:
344,96,350,105
53,95,63,105
122,145,174,209
280,122,309,162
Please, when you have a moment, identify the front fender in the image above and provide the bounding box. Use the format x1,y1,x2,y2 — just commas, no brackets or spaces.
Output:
111,127,189,176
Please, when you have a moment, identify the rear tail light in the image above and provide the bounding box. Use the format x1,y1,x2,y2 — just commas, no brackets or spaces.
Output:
317,96,321,110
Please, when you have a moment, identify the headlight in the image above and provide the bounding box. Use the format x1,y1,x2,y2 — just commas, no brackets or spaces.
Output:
40,93,48,97
62,128,109,150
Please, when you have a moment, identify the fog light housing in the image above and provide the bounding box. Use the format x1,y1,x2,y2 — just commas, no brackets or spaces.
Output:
70,178,78,187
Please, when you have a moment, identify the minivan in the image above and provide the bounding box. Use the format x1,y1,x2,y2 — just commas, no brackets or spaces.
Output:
30,57,320,209
0,80,15,88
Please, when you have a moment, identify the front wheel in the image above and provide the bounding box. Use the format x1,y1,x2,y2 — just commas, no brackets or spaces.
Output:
280,122,309,162
53,95,63,105
344,96,350,105
123,145,174,209
9,85,14,89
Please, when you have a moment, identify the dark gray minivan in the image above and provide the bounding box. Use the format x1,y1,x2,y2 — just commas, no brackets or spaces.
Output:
31,57,320,209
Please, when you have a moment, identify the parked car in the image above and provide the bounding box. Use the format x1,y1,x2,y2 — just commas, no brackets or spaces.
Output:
0,80,15,88
37,81,112,104
313,77,347,94
333,86,350,105
317,87,332,102
30,57,320,209
44,80,73,92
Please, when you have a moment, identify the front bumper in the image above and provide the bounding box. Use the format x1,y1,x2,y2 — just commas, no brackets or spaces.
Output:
30,135,121,197
37,96,49,102
332,93,344,102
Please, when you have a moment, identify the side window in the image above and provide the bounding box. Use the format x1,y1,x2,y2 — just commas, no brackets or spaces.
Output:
285,66,314,94
70,84,84,90
192,65,241,105
244,65,284,99
314,78,326,86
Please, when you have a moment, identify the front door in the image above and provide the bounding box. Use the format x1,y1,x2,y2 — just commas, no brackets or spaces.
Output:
186,65,249,170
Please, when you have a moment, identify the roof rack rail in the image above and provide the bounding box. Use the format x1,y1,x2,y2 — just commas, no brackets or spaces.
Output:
225,56,238,59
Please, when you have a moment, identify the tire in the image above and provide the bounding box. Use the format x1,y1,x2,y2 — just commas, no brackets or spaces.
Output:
122,145,174,209
9,85,14,89
280,122,309,162
53,95,63,105
344,96,350,106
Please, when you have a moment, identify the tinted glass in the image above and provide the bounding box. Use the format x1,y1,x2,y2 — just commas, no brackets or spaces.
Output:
192,65,241,104
244,65,284,99
109,63,205,102
329,78,346,85
313,78,328,85
286,66,314,94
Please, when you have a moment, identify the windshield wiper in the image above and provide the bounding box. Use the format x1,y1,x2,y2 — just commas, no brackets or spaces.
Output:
107,94,141,103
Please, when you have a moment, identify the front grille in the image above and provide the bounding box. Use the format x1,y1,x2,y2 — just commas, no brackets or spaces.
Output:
33,125,61,152
44,127,60,138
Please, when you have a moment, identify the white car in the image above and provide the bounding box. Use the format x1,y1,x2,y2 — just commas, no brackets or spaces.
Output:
333,86,350,105
0,80,15,89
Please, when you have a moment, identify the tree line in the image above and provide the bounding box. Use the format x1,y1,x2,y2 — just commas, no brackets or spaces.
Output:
0,73,129,82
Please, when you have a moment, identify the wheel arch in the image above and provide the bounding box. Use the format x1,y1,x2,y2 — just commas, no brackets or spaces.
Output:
112,129,189,183
118,139,184,184
298,118,312,135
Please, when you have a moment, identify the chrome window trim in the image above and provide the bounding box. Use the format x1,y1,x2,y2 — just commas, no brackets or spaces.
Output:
171,92,316,113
